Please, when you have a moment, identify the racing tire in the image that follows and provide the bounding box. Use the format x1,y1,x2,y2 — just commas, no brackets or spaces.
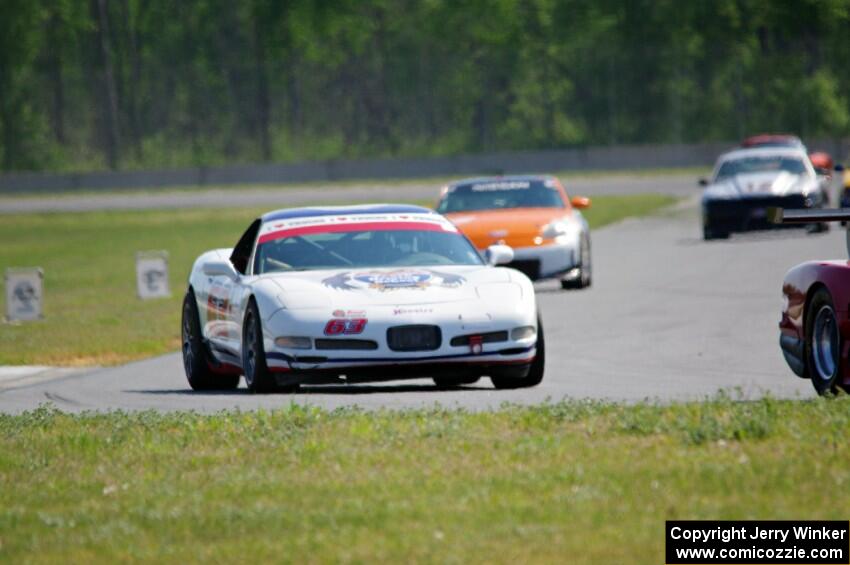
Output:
561,234,592,290
433,376,480,388
242,299,285,393
491,316,545,389
182,288,240,391
703,225,729,241
805,287,846,395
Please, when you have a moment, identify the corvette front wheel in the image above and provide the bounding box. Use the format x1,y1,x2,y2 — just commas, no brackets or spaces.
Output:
805,288,845,395
242,299,283,394
491,316,545,389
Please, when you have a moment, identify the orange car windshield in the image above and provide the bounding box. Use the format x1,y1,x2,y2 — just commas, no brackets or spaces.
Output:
437,180,565,213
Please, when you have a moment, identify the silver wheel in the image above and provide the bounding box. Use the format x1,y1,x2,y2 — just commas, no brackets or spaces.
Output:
580,235,591,285
561,235,591,290
812,304,838,381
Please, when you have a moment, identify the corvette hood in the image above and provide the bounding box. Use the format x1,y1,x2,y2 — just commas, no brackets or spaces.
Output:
265,265,517,309
704,171,815,199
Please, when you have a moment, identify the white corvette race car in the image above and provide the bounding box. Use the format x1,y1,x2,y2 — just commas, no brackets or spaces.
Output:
182,204,544,392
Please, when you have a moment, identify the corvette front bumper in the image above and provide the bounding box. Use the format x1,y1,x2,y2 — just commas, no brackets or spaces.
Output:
779,333,806,378
263,302,538,382
266,354,536,385
265,343,536,379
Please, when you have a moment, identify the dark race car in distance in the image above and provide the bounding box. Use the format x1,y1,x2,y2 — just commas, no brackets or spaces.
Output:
700,147,828,240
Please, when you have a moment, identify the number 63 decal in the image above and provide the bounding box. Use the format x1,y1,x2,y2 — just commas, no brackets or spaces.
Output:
324,318,367,335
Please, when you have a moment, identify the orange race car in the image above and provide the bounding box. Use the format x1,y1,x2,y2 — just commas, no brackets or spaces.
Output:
436,175,592,290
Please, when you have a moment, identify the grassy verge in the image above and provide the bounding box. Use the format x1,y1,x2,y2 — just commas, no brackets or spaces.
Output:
1,396,848,563
0,194,675,366
0,167,708,200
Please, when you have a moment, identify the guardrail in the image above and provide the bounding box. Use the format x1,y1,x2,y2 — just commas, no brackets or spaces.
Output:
1,139,847,194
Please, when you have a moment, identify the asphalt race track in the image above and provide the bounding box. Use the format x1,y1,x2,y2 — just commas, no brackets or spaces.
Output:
3,183,842,413
0,174,694,214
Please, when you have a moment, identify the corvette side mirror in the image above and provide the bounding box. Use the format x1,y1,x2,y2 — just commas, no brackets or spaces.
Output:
485,244,514,266
698,178,709,187
203,260,239,280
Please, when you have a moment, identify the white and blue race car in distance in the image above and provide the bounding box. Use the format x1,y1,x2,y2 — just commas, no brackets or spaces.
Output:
700,147,828,240
181,204,544,392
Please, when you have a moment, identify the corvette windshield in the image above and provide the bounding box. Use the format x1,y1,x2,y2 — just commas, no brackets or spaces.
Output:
436,180,565,213
253,227,483,274
715,156,809,181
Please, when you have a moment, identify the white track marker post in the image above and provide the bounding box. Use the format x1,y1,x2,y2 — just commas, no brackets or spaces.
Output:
4,268,44,322
135,251,171,299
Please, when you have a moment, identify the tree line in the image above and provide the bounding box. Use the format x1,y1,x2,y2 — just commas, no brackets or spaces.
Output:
1,0,849,172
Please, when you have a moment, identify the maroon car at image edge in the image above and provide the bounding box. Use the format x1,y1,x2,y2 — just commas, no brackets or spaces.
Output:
772,207,850,394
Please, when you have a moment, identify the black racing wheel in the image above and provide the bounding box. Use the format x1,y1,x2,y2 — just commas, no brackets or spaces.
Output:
703,225,729,240
182,288,240,391
433,376,480,388
242,298,286,393
491,315,545,389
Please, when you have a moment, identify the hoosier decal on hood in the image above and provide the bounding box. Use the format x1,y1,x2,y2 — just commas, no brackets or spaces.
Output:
322,269,465,292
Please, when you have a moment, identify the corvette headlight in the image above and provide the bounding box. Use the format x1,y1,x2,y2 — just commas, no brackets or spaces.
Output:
511,326,536,340
274,336,312,349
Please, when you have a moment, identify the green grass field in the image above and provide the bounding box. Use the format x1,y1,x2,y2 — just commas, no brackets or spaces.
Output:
0,194,675,366
1,396,848,563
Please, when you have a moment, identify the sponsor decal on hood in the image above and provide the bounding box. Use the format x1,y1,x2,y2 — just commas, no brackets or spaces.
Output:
322,269,466,292
393,307,434,315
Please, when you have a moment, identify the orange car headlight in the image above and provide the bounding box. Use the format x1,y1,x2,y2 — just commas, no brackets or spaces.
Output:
542,219,579,239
